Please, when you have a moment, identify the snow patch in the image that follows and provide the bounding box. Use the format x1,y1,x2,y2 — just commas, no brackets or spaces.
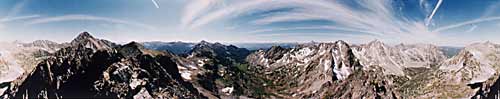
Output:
322,59,331,72
221,87,234,95
333,65,351,80
180,71,192,80
133,88,152,99
129,79,143,90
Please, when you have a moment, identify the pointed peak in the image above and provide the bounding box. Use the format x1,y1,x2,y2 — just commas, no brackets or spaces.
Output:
199,40,209,44
268,46,287,52
119,41,148,58
334,40,348,45
196,40,227,48
76,32,94,39
367,39,385,46
195,40,211,47
369,39,381,43
69,32,115,50
72,32,96,43
270,45,284,49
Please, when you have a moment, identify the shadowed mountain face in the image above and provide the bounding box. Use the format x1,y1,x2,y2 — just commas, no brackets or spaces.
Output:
1,32,500,99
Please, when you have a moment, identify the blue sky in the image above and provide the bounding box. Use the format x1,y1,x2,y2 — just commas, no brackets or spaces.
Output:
0,0,500,46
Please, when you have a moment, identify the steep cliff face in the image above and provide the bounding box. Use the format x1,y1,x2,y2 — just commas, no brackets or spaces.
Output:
1,32,204,99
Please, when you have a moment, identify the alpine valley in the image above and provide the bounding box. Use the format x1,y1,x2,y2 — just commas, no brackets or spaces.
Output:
1,32,500,99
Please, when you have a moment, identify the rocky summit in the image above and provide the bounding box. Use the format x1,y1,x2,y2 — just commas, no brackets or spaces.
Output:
1,32,204,98
1,32,500,99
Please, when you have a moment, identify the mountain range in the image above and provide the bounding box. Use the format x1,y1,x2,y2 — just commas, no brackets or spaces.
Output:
1,32,499,98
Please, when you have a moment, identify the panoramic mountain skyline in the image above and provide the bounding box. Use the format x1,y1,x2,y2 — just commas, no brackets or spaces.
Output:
1,0,500,46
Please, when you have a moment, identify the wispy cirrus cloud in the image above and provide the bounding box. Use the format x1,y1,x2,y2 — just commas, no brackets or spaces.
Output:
26,14,157,30
177,0,500,45
0,15,41,22
182,0,442,43
180,0,220,29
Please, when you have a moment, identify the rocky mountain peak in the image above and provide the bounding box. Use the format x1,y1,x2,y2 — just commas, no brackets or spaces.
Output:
190,41,251,65
334,40,349,45
119,41,170,58
267,46,287,53
367,40,386,48
197,40,211,47
198,41,226,48
69,32,115,51
263,46,289,61
123,41,145,49
119,42,147,58
72,32,94,43
332,40,351,50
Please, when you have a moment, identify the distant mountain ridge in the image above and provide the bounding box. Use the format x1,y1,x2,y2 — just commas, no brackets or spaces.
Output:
142,41,299,55
142,41,195,55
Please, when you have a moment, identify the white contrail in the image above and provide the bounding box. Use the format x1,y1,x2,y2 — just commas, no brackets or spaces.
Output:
151,0,160,8
180,0,218,29
425,0,443,26
433,16,500,32
465,25,477,32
